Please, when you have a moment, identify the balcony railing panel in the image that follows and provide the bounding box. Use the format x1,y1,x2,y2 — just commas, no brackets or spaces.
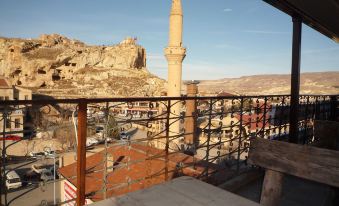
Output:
0,94,337,205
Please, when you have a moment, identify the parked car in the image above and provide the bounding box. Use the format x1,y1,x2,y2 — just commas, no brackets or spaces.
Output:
87,108,94,117
29,151,45,158
49,167,59,179
43,147,57,157
95,125,104,133
40,170,54,182
106,136,114,143
95,125,105,141
23,170,41,186
31,164,47,174
31,164,55,182
120,132,130,141
5,170,22,190
44,150,56,157
0,135,21,141
86,137,99,147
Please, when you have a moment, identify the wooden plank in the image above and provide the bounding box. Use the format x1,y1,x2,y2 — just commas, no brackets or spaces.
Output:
248,138,339,187
260,170,284,206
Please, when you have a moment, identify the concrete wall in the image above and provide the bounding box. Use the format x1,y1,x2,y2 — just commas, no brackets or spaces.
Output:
60,178,93,206
0,88,14,100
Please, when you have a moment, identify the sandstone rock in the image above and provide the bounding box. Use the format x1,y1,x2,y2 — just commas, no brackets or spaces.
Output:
0,34,166,97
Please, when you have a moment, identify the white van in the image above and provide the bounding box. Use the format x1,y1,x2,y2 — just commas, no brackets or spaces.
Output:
6,170,22,190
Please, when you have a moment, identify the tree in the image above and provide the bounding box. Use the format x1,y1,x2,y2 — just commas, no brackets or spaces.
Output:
54,125,76,150
106,114,120,140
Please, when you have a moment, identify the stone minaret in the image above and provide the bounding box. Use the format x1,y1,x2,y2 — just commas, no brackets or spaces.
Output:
165,0,186,140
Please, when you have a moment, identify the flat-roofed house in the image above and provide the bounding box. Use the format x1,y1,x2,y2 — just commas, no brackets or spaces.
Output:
0,77,32,137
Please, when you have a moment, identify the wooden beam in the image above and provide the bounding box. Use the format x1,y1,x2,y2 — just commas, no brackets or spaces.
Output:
330,96,337,121
248,138,339,187
260,170,284,206
289,16,302,144
77,100,87,206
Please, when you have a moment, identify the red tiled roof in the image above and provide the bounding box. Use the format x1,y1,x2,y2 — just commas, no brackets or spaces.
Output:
235,112,271,131
217,92,236,97
0,78,10,88
58,144,232,202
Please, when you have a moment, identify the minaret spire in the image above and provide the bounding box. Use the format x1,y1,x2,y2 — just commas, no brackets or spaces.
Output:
168,0,183,47
165,0,186,142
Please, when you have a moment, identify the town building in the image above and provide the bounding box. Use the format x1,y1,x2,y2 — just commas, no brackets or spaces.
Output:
0,77,32,137
58,143,228,205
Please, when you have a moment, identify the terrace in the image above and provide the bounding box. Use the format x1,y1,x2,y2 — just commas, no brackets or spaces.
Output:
1,1,339,206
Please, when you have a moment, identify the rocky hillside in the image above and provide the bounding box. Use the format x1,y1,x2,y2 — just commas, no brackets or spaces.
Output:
0,34,166,97
198,72,339,95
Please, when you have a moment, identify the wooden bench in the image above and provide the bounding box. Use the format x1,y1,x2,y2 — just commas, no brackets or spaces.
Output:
314,120,339,150
248,138,339,206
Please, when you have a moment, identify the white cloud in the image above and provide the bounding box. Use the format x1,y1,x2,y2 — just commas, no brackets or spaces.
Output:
223,8,232,12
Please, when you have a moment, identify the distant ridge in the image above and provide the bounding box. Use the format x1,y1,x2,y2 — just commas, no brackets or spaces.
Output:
198,72,339,95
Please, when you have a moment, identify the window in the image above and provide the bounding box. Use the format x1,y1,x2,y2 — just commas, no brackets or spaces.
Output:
15,118,21,128
6,119,11,129
8,178,21,183
140,102,148,107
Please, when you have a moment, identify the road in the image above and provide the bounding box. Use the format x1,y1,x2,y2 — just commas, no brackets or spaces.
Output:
1,157,61,206
1,126,149,206
2,181,61,206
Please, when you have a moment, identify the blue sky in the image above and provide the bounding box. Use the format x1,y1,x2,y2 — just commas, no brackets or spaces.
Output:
1,0,338,80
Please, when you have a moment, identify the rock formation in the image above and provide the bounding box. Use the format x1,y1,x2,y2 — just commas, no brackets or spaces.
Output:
0,34,166,97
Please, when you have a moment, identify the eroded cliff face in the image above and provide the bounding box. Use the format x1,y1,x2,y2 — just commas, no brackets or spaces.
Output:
0,34,165,97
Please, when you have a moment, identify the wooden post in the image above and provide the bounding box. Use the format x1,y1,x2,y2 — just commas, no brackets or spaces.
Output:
260,170,284,206
77,100,87,206
330,96,337,121
289,16,302,144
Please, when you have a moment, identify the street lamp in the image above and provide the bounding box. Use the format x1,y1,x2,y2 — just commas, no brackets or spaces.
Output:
43,146,56,205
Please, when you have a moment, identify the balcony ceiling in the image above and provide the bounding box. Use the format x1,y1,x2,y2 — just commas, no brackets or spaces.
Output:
264,0,339,43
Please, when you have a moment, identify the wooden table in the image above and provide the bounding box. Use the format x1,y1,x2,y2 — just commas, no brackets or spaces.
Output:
93,176,259,206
